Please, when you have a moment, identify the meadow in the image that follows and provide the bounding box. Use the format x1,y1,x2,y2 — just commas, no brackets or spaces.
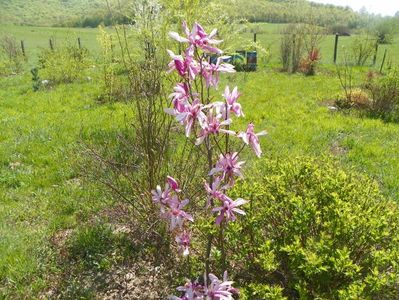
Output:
1,23,399,298
2,23,399,66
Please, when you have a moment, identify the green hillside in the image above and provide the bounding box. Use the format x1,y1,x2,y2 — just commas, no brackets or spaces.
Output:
0,0,115,26
218,0,363,28
0,0,364,28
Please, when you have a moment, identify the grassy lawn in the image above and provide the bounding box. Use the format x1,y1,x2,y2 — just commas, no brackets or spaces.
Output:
229,69,399,199
0,24,398,297
0,73,134,297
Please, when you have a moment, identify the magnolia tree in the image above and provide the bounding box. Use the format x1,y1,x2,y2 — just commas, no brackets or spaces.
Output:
151,21,267,299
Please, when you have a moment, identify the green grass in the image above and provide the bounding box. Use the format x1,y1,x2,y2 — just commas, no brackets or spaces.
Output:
1,23,398,68
225,69,399,199
0,24,399,297
0,72,134,297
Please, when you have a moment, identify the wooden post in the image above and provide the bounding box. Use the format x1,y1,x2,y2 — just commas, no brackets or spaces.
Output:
78,37,81,49
372,42,378,66
49,39,54,51
333,34,339,64
292,34,296,73
380,49,387,73
253,33,257,43
20,40,25,57
110,36,114,53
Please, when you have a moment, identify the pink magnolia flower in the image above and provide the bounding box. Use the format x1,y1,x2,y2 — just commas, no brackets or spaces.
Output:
167,175,181,193
209,153,245,187
166,99,206,137
169,83,190,113
151,184,171,206
178,99,206,137
169,21,223,54
167,49,199,80
151,176,182,207
163,198,194,231
213,197,248,225
204,177,225,207
204,271,236,300
223,86,243,117
195,109,234,145
175,231,191,256
170,272,237,300
202,57,235,88
170,280,204,300
237,123,267,157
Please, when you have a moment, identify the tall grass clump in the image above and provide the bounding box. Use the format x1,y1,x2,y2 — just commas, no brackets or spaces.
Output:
0,35,25,75
96,25,130,102
350,34,375,66
365,68,399,122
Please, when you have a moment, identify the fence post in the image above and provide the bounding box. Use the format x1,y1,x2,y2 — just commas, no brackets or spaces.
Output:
372,42,379,66
20,40,25,57
333,34,339,64
49,39,54,51
380,49,387,73
292,34,296,73
78,37,81,49
110,35,114,54
253,33,257,43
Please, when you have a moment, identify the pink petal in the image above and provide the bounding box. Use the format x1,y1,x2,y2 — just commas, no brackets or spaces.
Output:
237,132,249,144
168,31,189,43
195,135,206,146
167,176,179,190
220,129,236,136
232,208,246,215
234,198,248,206
256,130,268,137
185,213,194,222
215,213,224,225
180,198,189,208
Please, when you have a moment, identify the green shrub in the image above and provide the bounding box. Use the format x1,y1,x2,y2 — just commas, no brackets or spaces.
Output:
366,68,399,122
226,157,399,299
328,25,351,36
38,45,91,84
280,25,304,73
350,35,375,66
241,283,287,300
96,26,129,102
31,67,41,91
374,20,394,44
280,24,324,74
0,35,25,76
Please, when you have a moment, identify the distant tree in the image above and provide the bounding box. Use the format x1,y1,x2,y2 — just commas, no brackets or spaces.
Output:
359,6,368,15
